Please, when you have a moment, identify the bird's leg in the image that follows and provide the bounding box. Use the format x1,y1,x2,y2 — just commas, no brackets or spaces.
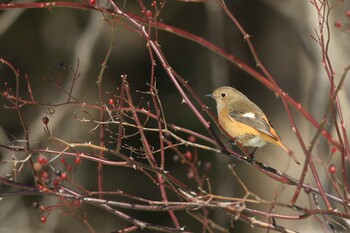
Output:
271,217,286,232
249,147,258,163
272,217,277,227
248,147,258,163
251,147,258,156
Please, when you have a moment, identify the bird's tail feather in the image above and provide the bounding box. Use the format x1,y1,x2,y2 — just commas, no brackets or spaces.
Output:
277,141,300,165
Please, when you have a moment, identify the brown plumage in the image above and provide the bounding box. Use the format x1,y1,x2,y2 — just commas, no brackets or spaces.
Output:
209,86,300,165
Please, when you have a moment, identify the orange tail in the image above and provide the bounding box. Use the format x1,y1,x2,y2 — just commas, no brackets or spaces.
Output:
276,141,300,165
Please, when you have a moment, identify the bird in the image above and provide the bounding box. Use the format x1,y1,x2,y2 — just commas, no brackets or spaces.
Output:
207,86,300,165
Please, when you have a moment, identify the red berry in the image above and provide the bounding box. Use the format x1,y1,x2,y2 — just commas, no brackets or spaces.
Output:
38,156,48,165
42,116,49,125
185,151,192,161
335,20,342,28
188,135,196,143
41,171,49,180
39,205,46,211
38,184,43,191
187,170,194,179
42,187,48,193
53,177,60,187
40,216,47,223
74,157,81,165
61,172,67,180
89,0,95,5
329,164,336,174
72,199,81,207
346,10,350,17
146,10,152,18
60,158,66,164
67,164,73,172
321,130,327,136
108,98,114,105
2,91,8,97
331,146,337,154
38,156,44,164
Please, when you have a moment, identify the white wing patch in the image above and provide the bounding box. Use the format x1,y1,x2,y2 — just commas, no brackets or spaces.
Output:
241,112,256,119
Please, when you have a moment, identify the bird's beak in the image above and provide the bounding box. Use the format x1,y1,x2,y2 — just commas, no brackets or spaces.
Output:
205,93,213,98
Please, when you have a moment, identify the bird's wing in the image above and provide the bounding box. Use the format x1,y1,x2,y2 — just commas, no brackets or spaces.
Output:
228,101,278,140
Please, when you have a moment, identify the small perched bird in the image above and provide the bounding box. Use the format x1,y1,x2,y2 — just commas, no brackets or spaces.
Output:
208,86,300,165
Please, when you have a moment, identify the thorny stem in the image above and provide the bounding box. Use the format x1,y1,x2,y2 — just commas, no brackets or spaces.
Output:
0,58,36,184
290,66,350,205
139,0,180,226
96,25,115,198
115,77,125,152
121,75,182,228
311,0,350,196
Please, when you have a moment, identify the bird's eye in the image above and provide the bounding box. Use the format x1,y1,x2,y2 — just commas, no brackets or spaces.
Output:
220,92,227,98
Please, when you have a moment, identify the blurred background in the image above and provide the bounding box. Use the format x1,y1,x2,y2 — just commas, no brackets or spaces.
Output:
0,0,349,232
